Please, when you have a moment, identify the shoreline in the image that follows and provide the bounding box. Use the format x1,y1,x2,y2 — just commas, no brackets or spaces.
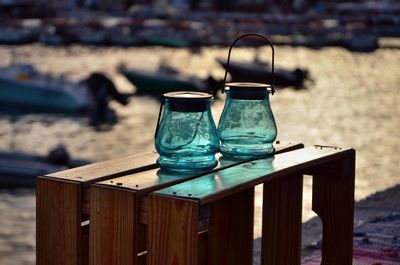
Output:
0,44,398,264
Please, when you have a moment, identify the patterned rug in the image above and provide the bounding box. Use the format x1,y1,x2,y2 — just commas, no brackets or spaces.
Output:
302,248,400,265
302,213,400,264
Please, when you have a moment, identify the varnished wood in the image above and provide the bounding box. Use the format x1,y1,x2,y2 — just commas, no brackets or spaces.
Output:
93,142,303,191
208,188,254,265
198,232,208,265
36,178,82,265
38,142,313,265
38,152,159,265
148,195,199,265
155,147,354,205
47,151,158,187
82,224,89,265
89,186,137,265
310,152,356,265
89,142,302,265
261,173,303,265
37,143,357,265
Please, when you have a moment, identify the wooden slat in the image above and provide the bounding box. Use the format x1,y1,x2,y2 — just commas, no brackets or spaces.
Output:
148,195,199,265
82,224,89,265
89,186,137,265
154,146,354,205
261,173,303,265
94,142,303,192
311,153,355,265
39,142,302,265
37,152,157,265
86,142,302,265
207,188,254,265
46,151,158,186
198,232,208,265
36,178,82,265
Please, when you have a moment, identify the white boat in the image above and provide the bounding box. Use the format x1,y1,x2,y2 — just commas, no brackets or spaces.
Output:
0,145,91,188
0,64,89,114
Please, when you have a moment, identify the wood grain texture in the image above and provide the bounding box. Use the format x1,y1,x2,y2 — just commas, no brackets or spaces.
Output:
94,142,304,192
208,188,254,265
261,173,303,265
47,152,158,186
198,232,208,265
82,224,89,265
89,186,137,265
86,141,304,265
148,195,199,265
311,152,356,265
155,147,354,205
36,177,82,265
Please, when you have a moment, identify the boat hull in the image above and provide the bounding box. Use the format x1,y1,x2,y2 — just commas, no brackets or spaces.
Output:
0,151,89,188
121,70,202,97
217,59,307,89
0,77,88,114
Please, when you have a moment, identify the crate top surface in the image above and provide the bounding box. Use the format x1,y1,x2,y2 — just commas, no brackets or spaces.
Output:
44,151,159,186
153,146,355,205
92,141,303,193
42,141,300,188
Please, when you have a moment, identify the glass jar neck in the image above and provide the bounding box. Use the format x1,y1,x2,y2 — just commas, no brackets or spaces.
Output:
226,89,269,100
166,99,211,112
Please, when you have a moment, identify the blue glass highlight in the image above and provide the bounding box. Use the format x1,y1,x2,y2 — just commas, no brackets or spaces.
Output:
218,87,277,157
155,93,219,172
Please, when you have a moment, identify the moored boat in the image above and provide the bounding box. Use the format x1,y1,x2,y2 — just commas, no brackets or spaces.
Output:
216,58,310,89
0,146,90,188
0,27,37,44
119,64,212,97
0,64,89,114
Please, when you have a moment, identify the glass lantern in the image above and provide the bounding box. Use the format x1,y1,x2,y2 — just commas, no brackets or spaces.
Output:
155,91,220,172
218,33,278,157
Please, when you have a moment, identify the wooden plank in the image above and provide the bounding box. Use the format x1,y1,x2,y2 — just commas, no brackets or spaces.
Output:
88,141,303,265
89,186,137,265
95,141,304,193
46,151,158,187
198,232,208,265
148,195,199,265
261,173,303,265
36,177,82,265
154,146,354,205
82,224,89,265
207,188,254,265
310,152,356,265
37,151,156,265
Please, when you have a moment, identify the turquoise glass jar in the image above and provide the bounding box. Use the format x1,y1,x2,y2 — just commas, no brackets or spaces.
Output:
155,91,219,172
218,33,278,157
218,82,277,157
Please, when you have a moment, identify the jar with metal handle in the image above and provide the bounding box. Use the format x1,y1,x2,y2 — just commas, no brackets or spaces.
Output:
218,33,277,157
155,91,219,171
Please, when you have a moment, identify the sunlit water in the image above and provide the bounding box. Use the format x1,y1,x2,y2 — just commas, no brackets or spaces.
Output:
0,44,399,264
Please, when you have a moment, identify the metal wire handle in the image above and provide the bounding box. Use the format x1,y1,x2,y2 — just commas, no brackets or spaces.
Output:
223,33,275,95
154,96,165,140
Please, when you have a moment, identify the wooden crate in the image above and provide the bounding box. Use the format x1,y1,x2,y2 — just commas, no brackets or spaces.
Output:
148,146,356,265
37,141,302,265
36,151,158,265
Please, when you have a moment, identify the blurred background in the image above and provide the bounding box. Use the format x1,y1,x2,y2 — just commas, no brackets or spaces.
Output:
0,0,399,264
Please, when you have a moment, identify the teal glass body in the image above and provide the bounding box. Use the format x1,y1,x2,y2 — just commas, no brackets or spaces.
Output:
155,92,219,172
217,83,277,157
